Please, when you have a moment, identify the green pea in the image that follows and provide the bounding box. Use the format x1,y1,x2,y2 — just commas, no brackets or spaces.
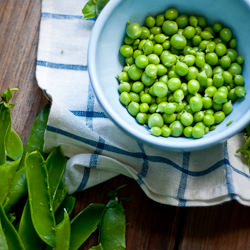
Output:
214,111,225,124
186,66,199,80
170,34,187,49
163,103,176,114
145,64,158,78
194,111,204,122
136,112,148,124
156,14,165,26
154,33,167,43
153,44,164,55
167,77,181,91
142,40,154,55
199,40,209,51
148,113,164,128
163,113,177,124
159,75,168,83
150,126,162,136
128,64,143,80
227,48,238,62
183,26,196,39
235,86,246,98
176,14,188,28
205,109,214,115
236,56,244,64
203,114,215,126
222,100,233,115
157,64,168,76
203,63,213,78
197,71,208,87
180,112,194,126
141,72,155,86
228,62,242,75
175,61,189,76
195,55,206,68
192,35,202,46
152,81,168,97
183,126,192,138
222,71,233,84
126,23,142,39
183,55,195,66
165,7,178,20
147,54,160,65
118,82,131,93
161,125,171,137
128,101,140,116
124,36,134,45
213,22,222,33
181,83,188,95
135,55,149,69
228,88,237,102
173,89,184,102
170,121,184,137
133,49,143,59
117,71,129,82
145,16,155,28
161,53,177,67
187,79,200,94
162,20,178,35
189,95,203,112
119,92,131,106
162,40,171,50
192,125,205,138
212,102,222,111
156,101,168,112
213,74,224,88
220,27,232,42
125,56,134,65
218,86,228,95
213,91,227,104
215,43,227,57
140,26,150,39
220,55,231,69
206,52,218,66
200,30,213,40
132,81,144,93
132,39,140,49
234,75,244,86
197,16,207,27
189,15,198,27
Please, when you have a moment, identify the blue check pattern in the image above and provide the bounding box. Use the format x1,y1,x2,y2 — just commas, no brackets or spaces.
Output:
36,0,250,206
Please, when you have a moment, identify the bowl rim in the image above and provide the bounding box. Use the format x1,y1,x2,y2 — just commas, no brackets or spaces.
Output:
88,0,250,151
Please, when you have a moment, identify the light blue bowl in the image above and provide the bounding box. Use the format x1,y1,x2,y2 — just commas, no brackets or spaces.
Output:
88,0,250,151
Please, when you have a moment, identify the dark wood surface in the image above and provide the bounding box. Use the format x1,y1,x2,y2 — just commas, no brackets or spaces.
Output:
1,0,250,249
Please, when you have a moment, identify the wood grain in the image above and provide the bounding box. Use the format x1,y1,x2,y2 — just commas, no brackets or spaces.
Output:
1,0,250,250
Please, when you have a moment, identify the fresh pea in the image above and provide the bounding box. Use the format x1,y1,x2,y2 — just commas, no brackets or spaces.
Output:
55,196,76,224
6,128,23,161
98,199,126,250
70,204,105,250
0,204,25,250
46,147,67,200
55,210,71,250
18,202,43,250
25,151,56,247
0,159,20,205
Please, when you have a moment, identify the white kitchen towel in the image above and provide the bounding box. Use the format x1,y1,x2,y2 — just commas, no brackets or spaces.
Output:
36,0,250,206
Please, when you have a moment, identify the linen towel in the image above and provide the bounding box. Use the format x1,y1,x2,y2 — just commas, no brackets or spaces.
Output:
36,0,250,206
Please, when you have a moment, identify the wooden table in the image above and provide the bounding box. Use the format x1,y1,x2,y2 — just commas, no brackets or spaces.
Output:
1,1,250,249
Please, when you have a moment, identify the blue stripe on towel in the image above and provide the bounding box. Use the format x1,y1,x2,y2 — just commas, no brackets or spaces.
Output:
46,125,250,179
70,110,107,118
224,142,236,199
37,60,88,71
177,152,190,206
41,12,96,21
76,137,105,192
86,85,95,130
41,12,83,19
137,142,149,185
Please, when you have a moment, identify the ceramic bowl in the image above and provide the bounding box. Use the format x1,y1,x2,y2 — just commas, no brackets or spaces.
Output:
88,0,250,151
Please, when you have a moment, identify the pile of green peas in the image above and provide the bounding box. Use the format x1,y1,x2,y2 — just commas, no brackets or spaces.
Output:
118,7,246,139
